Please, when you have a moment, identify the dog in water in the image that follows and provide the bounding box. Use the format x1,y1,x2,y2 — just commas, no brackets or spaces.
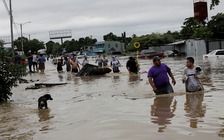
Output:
38,94,53,109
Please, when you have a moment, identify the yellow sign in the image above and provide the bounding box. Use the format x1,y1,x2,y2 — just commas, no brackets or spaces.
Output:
134,42,140,49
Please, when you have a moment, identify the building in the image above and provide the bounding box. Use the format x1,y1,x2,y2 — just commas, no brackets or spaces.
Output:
167,39,224,58
167,39,206,58
93,41,125,55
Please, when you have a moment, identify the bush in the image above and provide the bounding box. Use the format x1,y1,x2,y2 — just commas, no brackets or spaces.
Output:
0,50,27,102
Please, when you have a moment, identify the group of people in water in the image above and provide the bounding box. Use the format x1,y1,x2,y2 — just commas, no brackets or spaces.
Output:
14,50,205,95
54,53,140,74
147,56,205,95
54,53,205,95
14,50,47,74
54,54,206,95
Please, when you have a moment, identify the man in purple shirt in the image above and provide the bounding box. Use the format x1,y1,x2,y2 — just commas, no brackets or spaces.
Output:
148,56,176,95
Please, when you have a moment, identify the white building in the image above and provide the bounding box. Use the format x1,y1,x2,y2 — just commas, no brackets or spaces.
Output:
93,41,125,54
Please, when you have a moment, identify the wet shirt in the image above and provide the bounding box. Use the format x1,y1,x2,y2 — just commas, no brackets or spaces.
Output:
27,52,33,61
37,56,46,63
187,68,201,91
111,60,120,72
82,59,89,66
126,59,138,73
32,54,38,62
64,60,71,71
96,58,103,67
102,58,108,66
147,63,171,87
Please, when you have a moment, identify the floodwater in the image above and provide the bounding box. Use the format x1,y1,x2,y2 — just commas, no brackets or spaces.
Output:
0,57,224,140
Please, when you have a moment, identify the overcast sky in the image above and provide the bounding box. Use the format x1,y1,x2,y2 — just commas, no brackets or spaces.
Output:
0,0,223,43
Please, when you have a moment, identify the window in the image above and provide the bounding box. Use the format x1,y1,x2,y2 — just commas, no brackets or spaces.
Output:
216,51,224,55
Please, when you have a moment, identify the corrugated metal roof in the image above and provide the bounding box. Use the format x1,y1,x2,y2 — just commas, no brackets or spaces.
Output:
167,40,186,45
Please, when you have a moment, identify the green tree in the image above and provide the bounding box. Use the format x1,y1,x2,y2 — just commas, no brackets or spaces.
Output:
0,40,3,47
46,41,62,55
192,26,213,39
127,32,175,51
52,43,61,55
27,39,45,53
0,49,27,102
164,31,181,41
103,32,118,41
78,37,97,50
46,41,55,55
180,17,201,39
210,0,220,9
62,39,79,53
14,37,45,54
207,13,224,39
14,37,28,51
69,39,80,52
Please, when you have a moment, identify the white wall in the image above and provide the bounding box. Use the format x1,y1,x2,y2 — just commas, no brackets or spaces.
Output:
186,39,206,59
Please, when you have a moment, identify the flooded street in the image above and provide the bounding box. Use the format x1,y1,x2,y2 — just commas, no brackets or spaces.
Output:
1,57,224,140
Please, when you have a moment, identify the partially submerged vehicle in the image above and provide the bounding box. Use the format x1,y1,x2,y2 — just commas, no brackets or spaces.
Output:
203,49,224,66
203,49,224,61
138,49,164,59
164,50,179,57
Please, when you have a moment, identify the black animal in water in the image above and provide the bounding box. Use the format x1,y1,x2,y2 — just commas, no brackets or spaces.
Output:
38,94,53,109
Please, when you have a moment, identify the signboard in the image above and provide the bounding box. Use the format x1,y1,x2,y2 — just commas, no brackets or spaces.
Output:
134,42,140,49
49,29,72,39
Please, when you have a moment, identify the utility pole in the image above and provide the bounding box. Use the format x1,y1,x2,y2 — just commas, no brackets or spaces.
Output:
28,33,36,40
20,23,23,54
9,0,14,56
17,21,31,54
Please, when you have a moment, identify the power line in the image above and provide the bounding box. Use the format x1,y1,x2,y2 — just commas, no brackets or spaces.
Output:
2,0,10,16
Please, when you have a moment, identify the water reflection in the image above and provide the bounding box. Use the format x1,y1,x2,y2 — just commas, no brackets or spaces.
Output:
202,59,212,82
0,102,34,139
38,109,54,132
66,73,72,81
74,77,81,85
58,74,63,82
218,117,224,138
184,93,206,128
80,76,101,83
150,96,177,132
112,76,120,83
38,109,54,122
128,74,140,84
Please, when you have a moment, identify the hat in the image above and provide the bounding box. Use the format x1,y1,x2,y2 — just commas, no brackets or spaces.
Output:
152,56,160,62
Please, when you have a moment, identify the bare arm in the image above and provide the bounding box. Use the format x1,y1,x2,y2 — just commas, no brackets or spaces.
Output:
168,71,176,85
148,77,158,94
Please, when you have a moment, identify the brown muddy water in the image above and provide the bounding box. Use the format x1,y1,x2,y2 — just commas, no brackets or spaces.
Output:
0,57,224,140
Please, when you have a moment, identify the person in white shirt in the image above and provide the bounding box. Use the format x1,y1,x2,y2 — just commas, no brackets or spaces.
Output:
95,54,103,67
32,52,38,72
110,56,121,73
182,57,204,92
102,55,108,67
82,55,89,66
